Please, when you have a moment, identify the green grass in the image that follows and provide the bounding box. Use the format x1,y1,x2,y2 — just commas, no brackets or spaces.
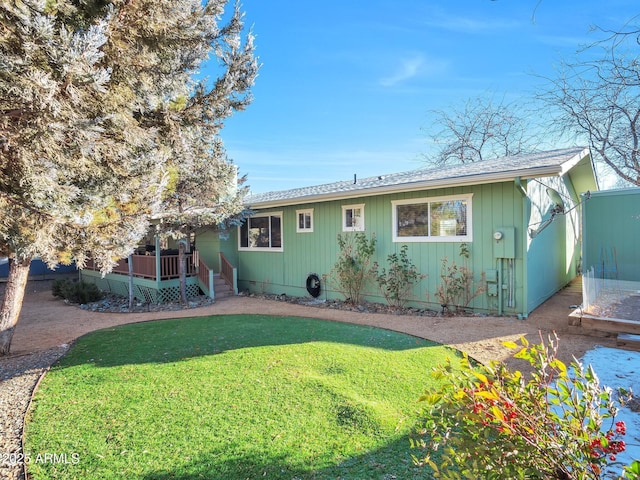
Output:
24,314,458,479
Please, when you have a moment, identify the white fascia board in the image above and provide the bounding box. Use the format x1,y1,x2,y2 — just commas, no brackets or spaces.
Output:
558,147,591,176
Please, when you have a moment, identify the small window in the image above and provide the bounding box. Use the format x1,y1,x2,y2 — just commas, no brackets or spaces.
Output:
239,212,283,251
296,209,314,233
342,204,365,232
392,194,472,242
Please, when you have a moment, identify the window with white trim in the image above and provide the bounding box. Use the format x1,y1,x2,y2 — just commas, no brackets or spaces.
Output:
296,209,314,233
239,213,283,251
342,204,365,231
392,194,472,242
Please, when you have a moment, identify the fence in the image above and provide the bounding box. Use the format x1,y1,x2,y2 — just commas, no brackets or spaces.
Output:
583,266,640,315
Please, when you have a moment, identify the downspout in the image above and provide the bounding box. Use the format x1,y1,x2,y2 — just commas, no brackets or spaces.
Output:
497,258,503,316
514,176,527,197
515,177,529,319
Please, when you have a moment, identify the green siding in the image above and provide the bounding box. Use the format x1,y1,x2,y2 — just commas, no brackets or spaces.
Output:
195,228,220,272
236,183,531,314
525,177,582,312
232,176,586,316
583,188,640,282
193,227,239,274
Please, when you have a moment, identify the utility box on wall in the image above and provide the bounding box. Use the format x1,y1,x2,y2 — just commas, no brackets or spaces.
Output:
493,227,516,259
485,269,498,297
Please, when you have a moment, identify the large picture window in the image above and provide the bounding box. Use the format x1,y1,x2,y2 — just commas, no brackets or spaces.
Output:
392,194,472,242
239,213,283,251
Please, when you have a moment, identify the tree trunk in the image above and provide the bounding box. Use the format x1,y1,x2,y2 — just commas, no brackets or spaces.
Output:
0,257,32,356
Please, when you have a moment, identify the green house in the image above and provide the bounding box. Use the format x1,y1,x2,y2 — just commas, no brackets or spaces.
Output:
229,147,597,317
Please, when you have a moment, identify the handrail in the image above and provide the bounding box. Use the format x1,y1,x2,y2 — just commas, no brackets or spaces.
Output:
197,257,214,299
219,252,238,294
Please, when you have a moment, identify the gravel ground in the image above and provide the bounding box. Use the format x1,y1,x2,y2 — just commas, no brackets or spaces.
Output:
0,347,69,480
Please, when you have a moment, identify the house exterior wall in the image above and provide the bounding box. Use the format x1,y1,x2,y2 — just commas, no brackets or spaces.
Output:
194,227,239,274
524,176,582,313
582,188,640,282
195,228,221,273
236,182,533,314
219,227,239,268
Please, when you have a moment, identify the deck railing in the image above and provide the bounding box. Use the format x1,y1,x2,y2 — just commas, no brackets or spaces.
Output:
219,252,238,294
197,256,214,298
84,254,195,281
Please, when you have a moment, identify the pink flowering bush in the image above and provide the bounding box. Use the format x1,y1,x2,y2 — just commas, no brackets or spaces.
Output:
412,334,639,479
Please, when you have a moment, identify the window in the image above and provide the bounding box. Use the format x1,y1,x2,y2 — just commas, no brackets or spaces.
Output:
392,194,472,242
296,209,314,233
239,213,283,251
342,204,365,231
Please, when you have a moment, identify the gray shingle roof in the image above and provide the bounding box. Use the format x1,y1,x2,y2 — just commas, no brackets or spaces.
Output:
246,147,590,208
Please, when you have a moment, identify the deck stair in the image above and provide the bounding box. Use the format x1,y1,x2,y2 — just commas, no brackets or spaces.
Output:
213,274,234,299
616,333,640,352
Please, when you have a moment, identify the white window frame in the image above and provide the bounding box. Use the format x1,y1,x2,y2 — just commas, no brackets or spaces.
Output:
391,194,473,242
342,204,365,232
296,208,314,233
238,212,284,252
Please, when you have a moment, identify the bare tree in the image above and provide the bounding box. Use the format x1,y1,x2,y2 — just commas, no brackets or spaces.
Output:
423,95,539,167
540,16,640,186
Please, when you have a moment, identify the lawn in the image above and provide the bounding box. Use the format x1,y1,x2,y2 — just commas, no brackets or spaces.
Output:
24,314,459,479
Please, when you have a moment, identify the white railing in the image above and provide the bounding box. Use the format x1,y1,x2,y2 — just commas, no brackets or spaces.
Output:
583,266,640,315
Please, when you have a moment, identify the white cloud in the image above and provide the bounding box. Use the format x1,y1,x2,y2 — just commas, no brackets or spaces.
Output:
422,8,522,34
379,54,449,88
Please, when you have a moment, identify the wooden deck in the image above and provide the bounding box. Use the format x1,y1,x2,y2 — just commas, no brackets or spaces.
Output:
84,254,196,280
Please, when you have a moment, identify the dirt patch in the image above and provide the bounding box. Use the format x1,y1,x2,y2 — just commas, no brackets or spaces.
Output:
613,294,640,320
3,277,617,373
586,292,640,322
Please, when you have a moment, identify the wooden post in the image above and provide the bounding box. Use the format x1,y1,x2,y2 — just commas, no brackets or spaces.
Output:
209,268,215,300
178,239,187,304
154,229,161,300
128,254,134,310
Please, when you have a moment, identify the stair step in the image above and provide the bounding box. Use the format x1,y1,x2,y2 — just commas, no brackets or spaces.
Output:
203,274,235,298
616,333,640,352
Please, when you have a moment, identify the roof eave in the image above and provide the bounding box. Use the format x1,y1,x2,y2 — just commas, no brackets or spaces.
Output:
246,165,568,209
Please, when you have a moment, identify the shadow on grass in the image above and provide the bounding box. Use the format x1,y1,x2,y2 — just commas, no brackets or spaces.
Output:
54,314,449,369
141,434,432,480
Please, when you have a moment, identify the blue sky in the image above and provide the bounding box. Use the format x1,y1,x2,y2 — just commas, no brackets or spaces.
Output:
217,1,638,194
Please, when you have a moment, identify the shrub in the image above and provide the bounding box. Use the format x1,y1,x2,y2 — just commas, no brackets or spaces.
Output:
374,245,426,309
412,334,637,479
434,243,485,313
52,279,103,304
326,232,376,305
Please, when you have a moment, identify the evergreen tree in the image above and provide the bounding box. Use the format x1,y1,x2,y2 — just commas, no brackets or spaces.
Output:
0,0,257,354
